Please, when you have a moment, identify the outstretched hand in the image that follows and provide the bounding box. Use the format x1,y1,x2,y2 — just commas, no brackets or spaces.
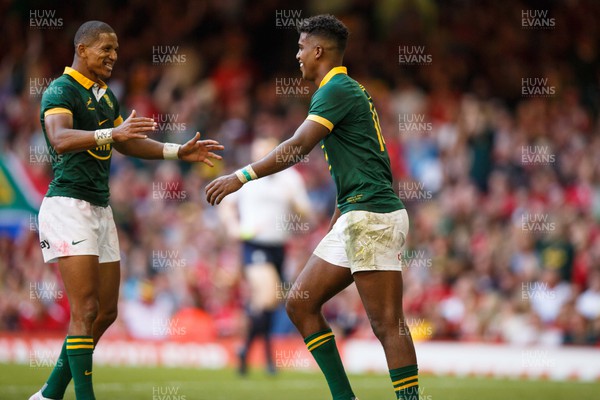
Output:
112,109,156,142
205,174,243,205
178,132,224,166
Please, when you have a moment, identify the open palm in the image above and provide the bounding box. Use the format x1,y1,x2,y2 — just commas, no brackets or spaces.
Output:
178,132,224,166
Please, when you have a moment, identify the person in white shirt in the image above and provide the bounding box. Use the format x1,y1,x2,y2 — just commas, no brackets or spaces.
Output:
528,270,573,324
220,137,313,375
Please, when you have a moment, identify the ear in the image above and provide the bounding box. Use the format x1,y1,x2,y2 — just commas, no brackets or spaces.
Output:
76,43,86,59
315,45,323,60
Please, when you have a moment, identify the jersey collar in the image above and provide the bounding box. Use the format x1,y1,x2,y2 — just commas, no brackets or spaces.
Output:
63,67,107,90
319,66,347,88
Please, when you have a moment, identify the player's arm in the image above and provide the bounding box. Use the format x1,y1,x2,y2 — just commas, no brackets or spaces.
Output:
45,109,154,154
252,119,329,177
206,119,329,205
113,131,224,165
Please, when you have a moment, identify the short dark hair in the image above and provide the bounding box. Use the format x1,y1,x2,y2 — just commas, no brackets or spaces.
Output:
74,21,115,47
297,14,349,52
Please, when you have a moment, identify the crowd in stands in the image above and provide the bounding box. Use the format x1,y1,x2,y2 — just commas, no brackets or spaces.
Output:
1,0,599,346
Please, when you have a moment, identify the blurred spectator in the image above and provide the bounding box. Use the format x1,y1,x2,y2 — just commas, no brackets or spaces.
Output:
218,137,313,374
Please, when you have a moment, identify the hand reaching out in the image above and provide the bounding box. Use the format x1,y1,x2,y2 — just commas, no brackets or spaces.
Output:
205,173,243,205
178,132,224,166
112,109,156,142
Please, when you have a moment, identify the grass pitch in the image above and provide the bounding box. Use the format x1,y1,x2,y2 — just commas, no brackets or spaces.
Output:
0,363,597,399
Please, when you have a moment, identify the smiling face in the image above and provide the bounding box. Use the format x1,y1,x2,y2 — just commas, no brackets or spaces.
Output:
78,32,119,82
296,32,318,82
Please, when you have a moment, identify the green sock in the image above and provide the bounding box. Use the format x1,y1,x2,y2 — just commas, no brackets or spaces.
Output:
41,338,72,399
66,336,95,400
304,329,355,400
390,364,419,400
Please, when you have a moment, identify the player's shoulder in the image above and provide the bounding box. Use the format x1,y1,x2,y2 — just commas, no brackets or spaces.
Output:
313,73,360,101
43,73,77,96
49,73,77,89
41,75,78,107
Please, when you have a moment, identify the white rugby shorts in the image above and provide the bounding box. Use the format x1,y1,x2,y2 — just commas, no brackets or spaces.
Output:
38,196,120,263
313,208,409,274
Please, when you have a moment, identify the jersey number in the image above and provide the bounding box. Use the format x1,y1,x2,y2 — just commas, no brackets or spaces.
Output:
360,84,385,151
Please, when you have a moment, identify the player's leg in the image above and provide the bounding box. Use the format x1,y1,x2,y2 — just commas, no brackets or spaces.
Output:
238,303,264,376
59,255,100,400
239,242,282,375
51,201,119,400
264,245,285,375
285,254,356,400
34,198,98,400
239,243,273,375
36,261,118,400
92,261,120,343
92,203,121,342
263,309,275,374
345,209,418,400
353,270,418,399
285,254,353,335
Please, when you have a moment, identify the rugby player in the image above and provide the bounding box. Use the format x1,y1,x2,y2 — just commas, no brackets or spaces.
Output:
31,20,223,400
206,14,418,400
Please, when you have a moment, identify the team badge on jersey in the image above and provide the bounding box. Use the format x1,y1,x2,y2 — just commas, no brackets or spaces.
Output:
86,97,95,110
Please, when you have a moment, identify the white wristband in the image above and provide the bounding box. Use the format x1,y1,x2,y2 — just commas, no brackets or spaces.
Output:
235,169,248,184
163,142,181,160
235,165,258,184
94,129,114,146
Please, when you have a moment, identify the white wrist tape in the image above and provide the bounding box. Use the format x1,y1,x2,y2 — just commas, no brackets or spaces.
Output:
235,165,258,184
163,142,181,160
94,129,114,146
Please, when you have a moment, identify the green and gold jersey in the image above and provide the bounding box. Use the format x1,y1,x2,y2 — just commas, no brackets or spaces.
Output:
40,67,123,207
306,67,404,214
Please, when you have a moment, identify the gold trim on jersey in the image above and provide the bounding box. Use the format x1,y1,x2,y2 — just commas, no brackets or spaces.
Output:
321,144,332,171
114,115,123,127
63,67,107,90
307,114,334,131
87,148,112,160
44,107,73,117
318,66,347,88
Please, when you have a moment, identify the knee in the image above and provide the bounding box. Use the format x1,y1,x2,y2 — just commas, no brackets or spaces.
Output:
97,307,118,327
369,314,399,343
286,294,323,324
285,296,311,322
285,297,299,322
71,297,99,325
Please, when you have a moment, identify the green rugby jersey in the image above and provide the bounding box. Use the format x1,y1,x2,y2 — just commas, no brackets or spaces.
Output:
306,67,404,214
40,67,123,207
